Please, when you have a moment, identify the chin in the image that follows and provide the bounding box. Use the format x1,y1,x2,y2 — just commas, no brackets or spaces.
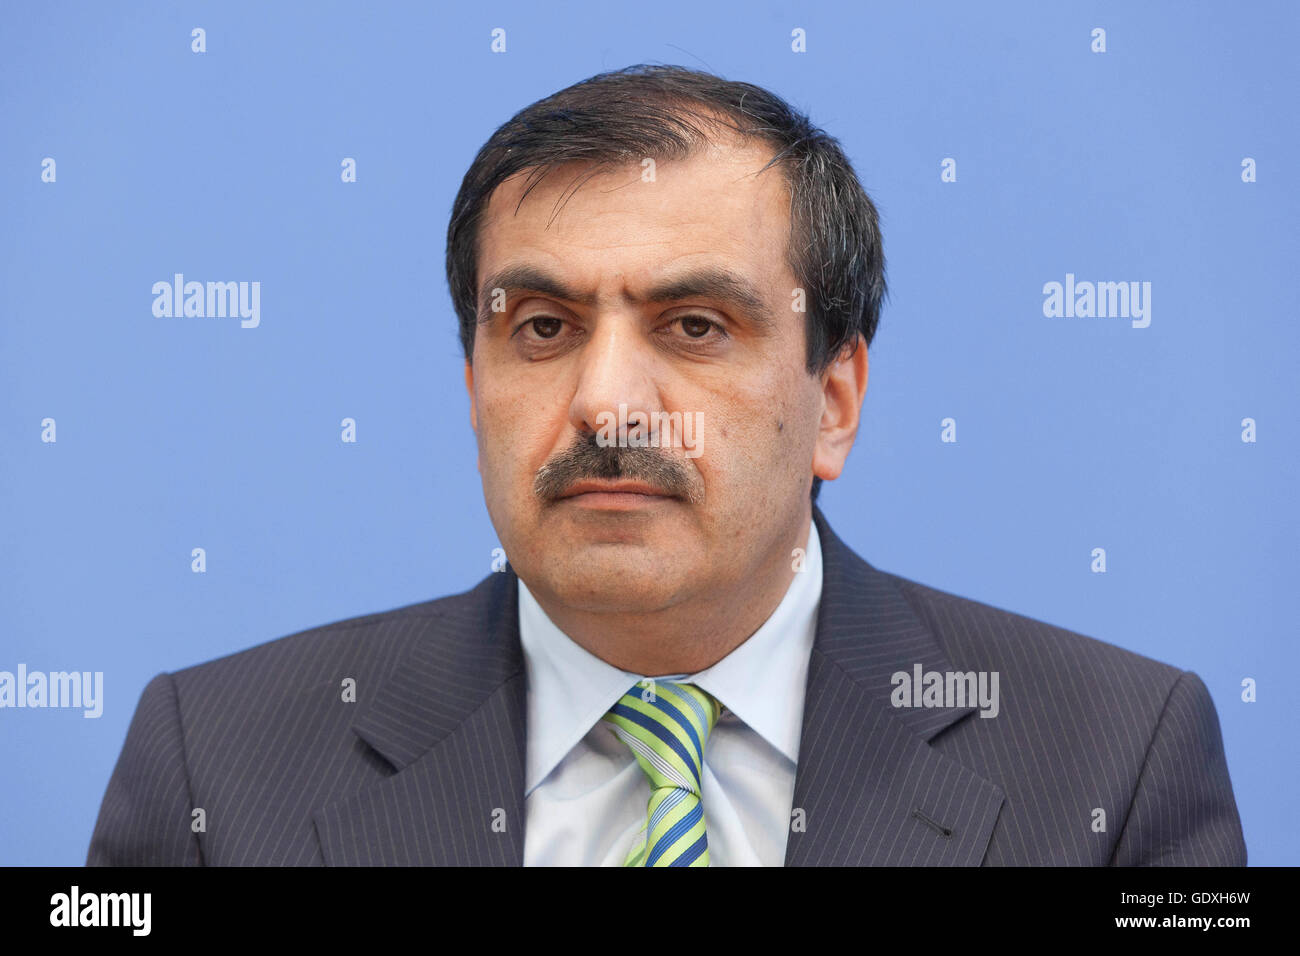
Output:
542,551,690,614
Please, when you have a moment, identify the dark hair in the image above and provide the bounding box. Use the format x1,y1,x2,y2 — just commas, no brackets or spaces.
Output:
445,64,887,502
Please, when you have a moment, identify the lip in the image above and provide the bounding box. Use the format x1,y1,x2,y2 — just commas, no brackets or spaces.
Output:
558,480,675,500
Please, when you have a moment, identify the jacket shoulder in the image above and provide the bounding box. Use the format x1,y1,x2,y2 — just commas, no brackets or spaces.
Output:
869,568,1246,866
93,574,513,865
880,569,1185,688
172,572,496,686
167,572,505,706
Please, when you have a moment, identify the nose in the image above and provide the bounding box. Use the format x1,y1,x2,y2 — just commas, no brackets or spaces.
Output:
567,314,664,443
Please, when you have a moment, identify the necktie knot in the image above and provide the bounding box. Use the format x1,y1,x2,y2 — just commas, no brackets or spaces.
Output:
601,680,723,866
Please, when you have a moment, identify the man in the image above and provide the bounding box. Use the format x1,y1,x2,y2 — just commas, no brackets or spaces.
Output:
88,64,1246,866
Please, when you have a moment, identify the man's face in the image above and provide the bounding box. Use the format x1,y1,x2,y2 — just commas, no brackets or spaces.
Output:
465,135,850,617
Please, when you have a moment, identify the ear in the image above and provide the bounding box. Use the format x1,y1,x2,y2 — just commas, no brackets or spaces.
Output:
811,335,869,484
464,359,477,433
464,360,482,474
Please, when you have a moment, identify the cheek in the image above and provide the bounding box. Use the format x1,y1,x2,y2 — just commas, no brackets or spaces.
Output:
694,399,778,489
722,381,817,482
474,390,524,472
476,387,561,492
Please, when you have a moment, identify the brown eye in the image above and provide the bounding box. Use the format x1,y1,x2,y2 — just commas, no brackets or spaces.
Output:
678,316,716,338
528,317,563,338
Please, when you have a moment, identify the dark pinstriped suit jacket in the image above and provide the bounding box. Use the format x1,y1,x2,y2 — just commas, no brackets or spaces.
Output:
87,506,1247,865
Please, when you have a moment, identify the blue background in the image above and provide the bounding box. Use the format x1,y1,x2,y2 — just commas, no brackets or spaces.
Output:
2,0,1295,865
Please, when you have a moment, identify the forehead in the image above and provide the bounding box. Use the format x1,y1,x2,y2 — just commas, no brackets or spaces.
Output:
475,137,793,297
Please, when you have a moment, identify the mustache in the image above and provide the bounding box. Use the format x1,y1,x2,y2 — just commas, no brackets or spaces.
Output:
533,431,701,504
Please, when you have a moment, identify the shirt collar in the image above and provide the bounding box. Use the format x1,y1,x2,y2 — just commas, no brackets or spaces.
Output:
518,519,824,794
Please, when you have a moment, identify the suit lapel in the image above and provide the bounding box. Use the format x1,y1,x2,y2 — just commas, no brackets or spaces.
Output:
783,507,1005,865
313,569,527,865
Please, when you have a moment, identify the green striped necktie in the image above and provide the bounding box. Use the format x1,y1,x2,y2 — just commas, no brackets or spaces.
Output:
601,680,723,867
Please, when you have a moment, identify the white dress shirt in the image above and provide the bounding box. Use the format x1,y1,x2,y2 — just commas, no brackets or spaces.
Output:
519,520,823,866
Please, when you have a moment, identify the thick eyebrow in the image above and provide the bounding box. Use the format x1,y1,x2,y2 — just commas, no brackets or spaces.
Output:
476,264,776,328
